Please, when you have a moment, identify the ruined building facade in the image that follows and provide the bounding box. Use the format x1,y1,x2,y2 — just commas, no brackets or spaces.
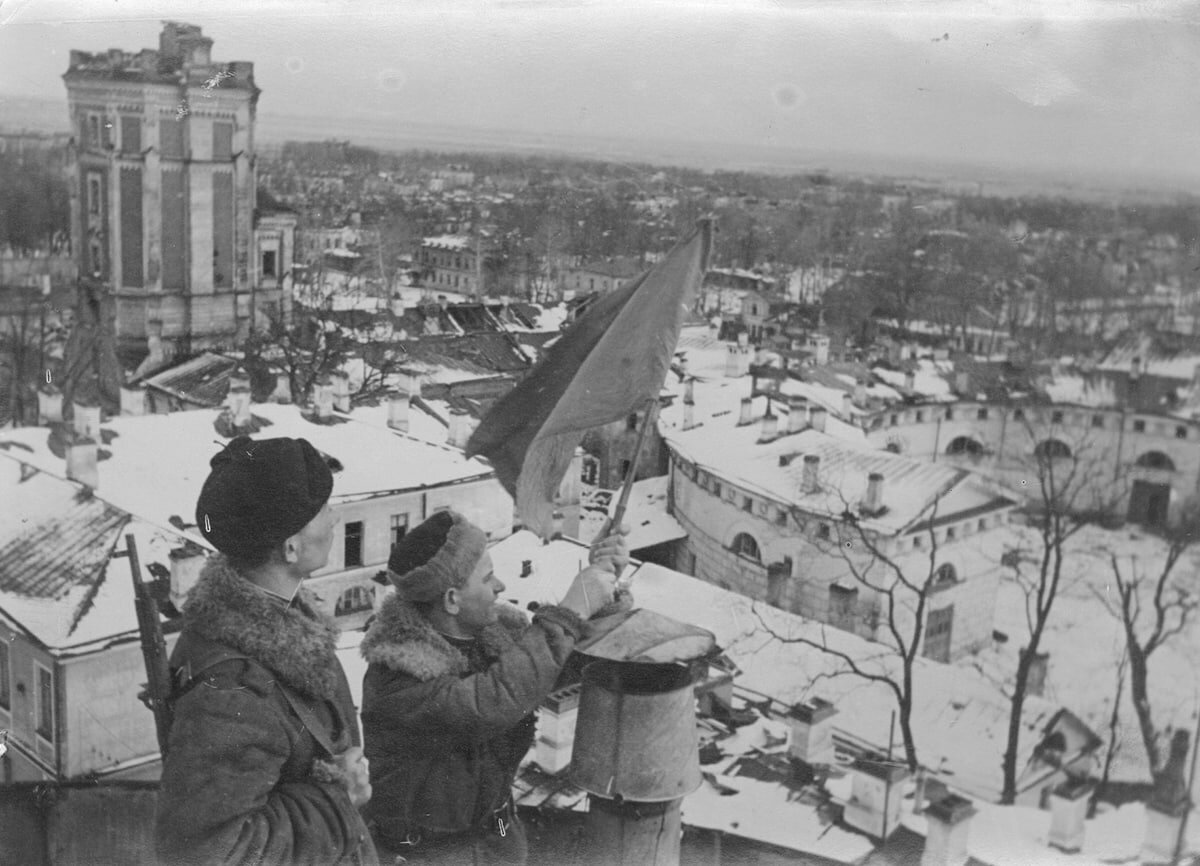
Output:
63,22,288,357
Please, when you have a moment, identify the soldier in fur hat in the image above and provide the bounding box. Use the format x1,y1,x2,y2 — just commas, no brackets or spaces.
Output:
360,510,628,864
156,436,377,866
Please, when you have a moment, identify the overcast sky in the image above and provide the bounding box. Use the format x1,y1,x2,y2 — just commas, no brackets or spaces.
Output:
2,0,1198,185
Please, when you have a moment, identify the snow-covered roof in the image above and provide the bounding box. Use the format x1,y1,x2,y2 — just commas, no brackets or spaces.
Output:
421,234,473,251
0,402,496,542
872,359,955,403
481,532,1085,806
576,475,688,551
0,452,191,652
659,394,1004,535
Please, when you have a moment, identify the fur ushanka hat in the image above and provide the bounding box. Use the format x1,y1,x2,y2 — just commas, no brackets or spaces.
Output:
387,510,488,603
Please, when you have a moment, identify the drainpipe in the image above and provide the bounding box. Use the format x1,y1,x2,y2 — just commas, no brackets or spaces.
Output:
572,661,703,866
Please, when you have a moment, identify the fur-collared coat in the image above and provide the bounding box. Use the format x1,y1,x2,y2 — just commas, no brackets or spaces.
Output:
155,557,378,866
359,596,584,837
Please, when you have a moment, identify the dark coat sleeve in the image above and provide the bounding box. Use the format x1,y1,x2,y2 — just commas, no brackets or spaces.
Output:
155,661,370,866
363,605,583,741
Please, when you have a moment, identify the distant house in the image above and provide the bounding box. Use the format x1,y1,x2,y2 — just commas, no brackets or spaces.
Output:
0,451,196,783
563,257,642,296
419,235,488,295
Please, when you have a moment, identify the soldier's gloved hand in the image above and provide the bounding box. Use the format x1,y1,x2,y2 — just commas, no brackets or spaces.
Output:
560,565,619,620
588,524,630,579
337,746,372,808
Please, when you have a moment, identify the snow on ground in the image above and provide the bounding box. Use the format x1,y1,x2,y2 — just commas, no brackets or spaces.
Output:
958,521,1200,787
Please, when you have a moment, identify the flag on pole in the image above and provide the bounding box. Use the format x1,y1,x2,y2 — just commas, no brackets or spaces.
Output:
467,219,713,536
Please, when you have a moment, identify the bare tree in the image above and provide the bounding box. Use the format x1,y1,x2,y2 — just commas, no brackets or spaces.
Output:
1090,649,1127,818
1100,500,1200,779
999,418,1127,804
753,496,952,772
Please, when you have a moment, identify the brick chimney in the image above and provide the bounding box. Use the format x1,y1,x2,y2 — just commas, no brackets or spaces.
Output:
787,698,837,765
843,757,910,840
841,391,853,420
225,368,252,428
38,386,64,425
387,390,410,432
169,543,207,611
810,406,827,433
1142,728,1191,864
72,398,102,441
331,370,352,413
447,409,477,449
683,394,696,431
312,378,335,420
1047,779,1092,853
787,395,808,433
854,378,868,406
534,683,581,775
66,435,99,489
119,383,147,416
863,473,884,513
738,397,754,426
801,454,820,494
271,370,292,404
904,370,916,392
759,410,779,442
921,793,976,866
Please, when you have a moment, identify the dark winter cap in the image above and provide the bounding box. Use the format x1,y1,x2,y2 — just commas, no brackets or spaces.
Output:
196,436,334,560
388,510,488,603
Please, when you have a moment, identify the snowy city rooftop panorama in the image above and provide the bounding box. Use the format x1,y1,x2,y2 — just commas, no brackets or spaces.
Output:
0,2,1198,864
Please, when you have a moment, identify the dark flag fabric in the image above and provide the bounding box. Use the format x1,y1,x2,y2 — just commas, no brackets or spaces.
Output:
466,220,712,537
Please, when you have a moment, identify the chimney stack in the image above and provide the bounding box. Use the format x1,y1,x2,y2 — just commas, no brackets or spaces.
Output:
534,683,582,775
391,293,406,317
841,391,853,420
331,369,352,413
801,454,820,494
1130,356,1142,380
1047,779,1092,853
738,397,754,426
810,406,827,433
759,410,779,442
169,543,208,611
66,436,99,489
844,757,910,840
904,370,916,392
119,383,147,416
787,698,837,765
683,394,696,431
225,368,252,428
72,400,102,441
38,386,64,425
854,378,868,407
312,378,335,420
921,793,976,866
955,370,970,395
1142,729,1192,864
448,409,477,449
387,389,410,432
271,370,292,404
684,378,695,405
863,472,884,513
737,331,749,349
787,396,808,433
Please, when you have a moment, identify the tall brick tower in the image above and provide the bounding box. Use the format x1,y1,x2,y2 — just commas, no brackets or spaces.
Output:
63,22,277,358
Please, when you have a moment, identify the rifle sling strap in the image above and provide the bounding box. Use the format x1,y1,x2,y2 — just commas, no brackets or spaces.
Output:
173,652,337,759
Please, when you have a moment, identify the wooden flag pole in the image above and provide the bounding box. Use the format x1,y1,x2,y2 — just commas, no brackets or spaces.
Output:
607,397,660,536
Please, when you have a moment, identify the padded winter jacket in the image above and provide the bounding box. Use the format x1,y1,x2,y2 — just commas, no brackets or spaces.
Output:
155,557,378,866
359,597,584,838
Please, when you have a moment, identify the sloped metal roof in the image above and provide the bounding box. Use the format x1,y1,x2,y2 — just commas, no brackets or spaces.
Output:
140,352,241,407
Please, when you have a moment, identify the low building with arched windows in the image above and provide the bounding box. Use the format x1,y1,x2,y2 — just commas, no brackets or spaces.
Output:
860,398,1200,529
657,385,1019,663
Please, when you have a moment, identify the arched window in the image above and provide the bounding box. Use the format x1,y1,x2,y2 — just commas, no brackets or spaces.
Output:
932,563,957,588
1135,451,1176,471
946,436,985,457
731,532,761,562
1033,439,1072,460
